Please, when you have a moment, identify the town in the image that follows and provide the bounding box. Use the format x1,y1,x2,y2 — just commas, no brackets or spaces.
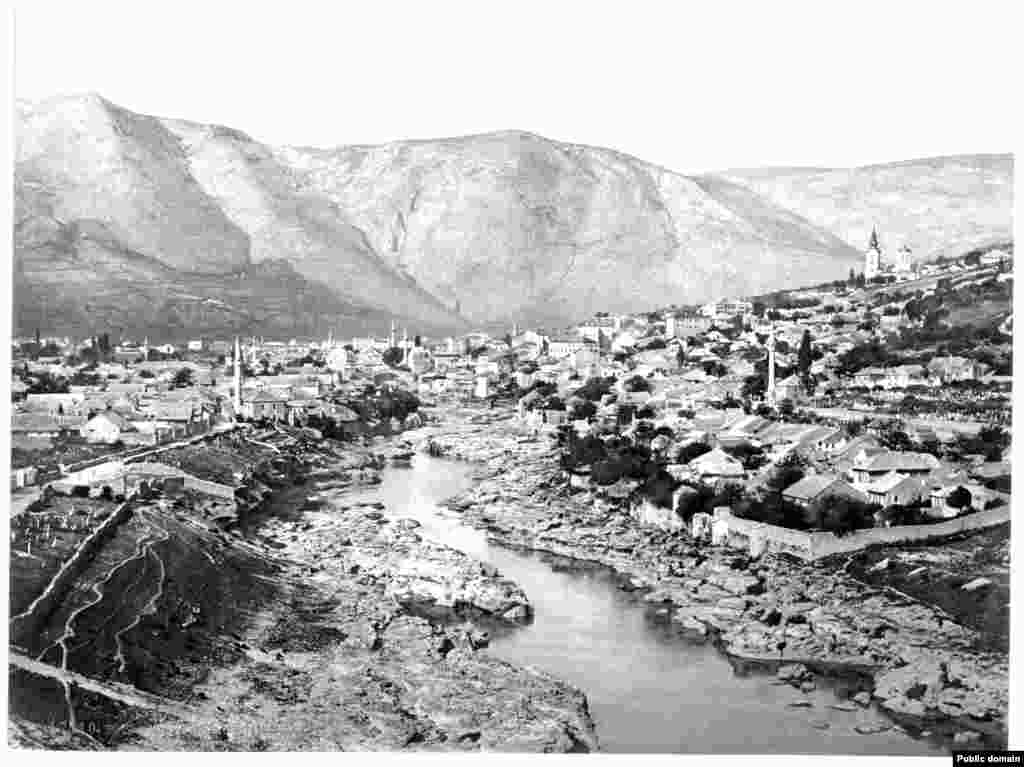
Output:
8,232,1014,753
12,233,1013,540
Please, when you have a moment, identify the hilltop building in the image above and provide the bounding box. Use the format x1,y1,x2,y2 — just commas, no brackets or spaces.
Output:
864,227,915,279
864,228,883,279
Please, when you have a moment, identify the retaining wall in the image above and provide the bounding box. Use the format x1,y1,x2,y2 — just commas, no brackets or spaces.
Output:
722,505,1010,561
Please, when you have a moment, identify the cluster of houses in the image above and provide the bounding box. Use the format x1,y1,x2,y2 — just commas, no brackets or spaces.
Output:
537,370,1008,526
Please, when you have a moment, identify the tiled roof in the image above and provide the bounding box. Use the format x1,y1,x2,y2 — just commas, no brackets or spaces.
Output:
865,471,918,494
857,451,939,473
782,474,841,500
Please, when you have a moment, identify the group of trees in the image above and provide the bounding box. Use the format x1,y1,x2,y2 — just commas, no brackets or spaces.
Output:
336,385,421,425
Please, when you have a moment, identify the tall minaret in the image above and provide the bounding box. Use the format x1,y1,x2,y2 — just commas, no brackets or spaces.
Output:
233,336,242,415
766,325,777,407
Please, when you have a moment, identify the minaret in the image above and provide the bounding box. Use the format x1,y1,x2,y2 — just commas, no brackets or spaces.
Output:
389,320,397,349
766,325,777,407
233,336,242,415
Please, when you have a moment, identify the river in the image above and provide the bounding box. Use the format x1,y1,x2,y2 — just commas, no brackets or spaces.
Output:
344,454,946,755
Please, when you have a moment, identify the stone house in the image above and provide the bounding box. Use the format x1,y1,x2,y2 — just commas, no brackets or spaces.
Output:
80,412,134,444
782,474,865,510
850,451,940,485
862,472,927,507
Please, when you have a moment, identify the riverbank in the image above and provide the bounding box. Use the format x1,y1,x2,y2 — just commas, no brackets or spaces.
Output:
8,424,597,752
409,405,1010,751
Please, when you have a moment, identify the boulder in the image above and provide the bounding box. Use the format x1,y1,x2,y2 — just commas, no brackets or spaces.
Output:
777,663,812,684
961,577,993,592
953,731,982,745
854,723,891,735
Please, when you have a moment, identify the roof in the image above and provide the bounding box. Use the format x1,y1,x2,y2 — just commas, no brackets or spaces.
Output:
794,426,840,447
865,471,920,494
246,390,286,403
782,474,842,501
688,447,744,476
145,403,196,420
86,412,133,430
856,451,940,473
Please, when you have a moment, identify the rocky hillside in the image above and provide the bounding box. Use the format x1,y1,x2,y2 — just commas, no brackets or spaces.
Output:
14,94,1011,336
719,154,1013,261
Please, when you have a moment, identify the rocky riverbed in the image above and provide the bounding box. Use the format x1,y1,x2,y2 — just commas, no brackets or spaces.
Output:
133,450,595,751
9,426,596,753
407,407,1010,750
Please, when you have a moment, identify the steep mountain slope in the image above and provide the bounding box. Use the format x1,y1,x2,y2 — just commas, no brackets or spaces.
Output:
15,95,463,337
13,182,412,340
269,132,860,325
17,95,250,274
718,154,1014,261
15,94,1009,337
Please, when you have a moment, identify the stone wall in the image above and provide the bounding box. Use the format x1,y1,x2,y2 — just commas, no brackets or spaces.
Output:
721,505,1010,561
124,461,236,501
9,499,135,648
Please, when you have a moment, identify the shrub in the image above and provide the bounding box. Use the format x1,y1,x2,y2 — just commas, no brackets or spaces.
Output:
569,399,597,421
674,441,711,464
815,495,877,536
624,375,651,393
573,376,616,401
640,469,679,509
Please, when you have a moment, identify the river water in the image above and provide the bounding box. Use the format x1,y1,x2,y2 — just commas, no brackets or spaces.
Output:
346,454,945,755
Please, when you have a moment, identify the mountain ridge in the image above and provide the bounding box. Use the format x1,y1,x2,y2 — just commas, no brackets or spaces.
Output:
13,93,1013,337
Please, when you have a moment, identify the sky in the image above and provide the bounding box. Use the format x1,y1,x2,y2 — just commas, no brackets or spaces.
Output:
9,1,1020,174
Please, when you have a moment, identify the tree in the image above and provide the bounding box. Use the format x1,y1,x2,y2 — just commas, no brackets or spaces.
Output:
815,495,875,536
765,452,806,494
623,375,650,393
844,419,865,438
741,372,766,401
797,329,814,393
724,442,767,470
27,372,69,394
172,367,194,388
877,420,913,451
674,441,712,464
946,485,972,511
382,347,405,367
777,399,795,419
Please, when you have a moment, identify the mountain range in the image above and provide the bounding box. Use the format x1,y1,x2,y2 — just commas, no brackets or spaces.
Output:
13,93,1014,339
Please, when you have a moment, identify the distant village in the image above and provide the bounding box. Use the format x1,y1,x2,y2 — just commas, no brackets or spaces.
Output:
10,234,1013,549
